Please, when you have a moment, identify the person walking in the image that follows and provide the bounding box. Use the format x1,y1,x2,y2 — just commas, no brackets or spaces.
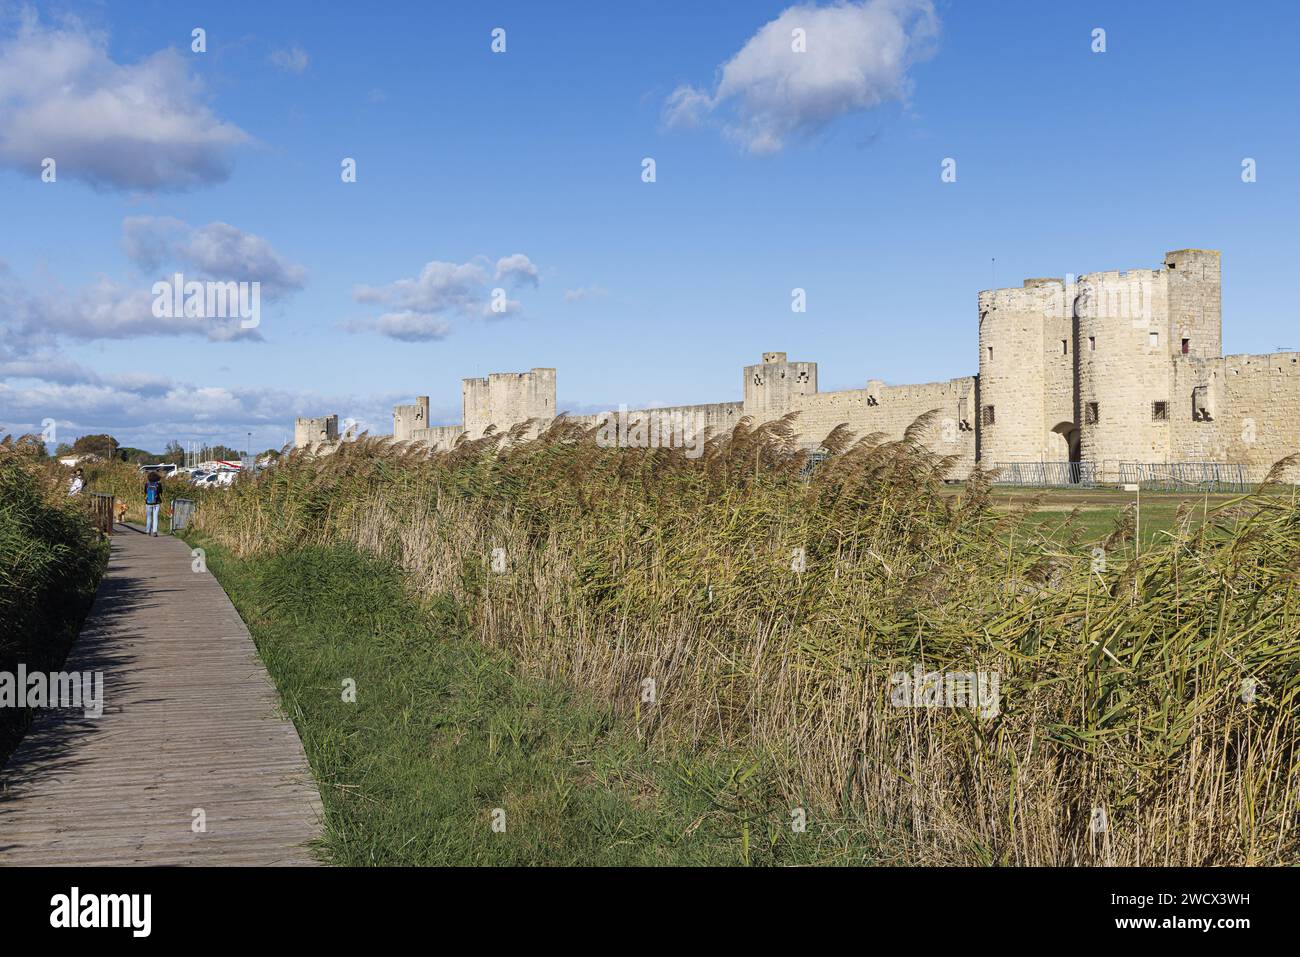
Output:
144,470,164,537
67,468,85,496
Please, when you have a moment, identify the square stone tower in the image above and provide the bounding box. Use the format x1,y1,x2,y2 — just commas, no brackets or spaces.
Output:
1163,249,1222,359
393,396,430,441
1075,251,1221,476
743,352,818,420
462,368,556,438
294,414,338,450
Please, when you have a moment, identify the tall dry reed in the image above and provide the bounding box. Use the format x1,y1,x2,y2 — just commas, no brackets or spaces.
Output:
192,417,1300,865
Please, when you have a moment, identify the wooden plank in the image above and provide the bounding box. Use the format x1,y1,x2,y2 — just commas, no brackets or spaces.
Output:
0,526,323,866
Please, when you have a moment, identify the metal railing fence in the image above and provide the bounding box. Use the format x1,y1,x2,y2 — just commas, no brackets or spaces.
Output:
1117,462,1251,493
991,462,1096,487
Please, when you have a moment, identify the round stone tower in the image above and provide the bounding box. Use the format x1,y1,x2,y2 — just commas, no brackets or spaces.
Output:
977,281,1057,465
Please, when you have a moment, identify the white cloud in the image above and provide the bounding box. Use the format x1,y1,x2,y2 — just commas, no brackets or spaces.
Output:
9,275,263,344
477,297,523,321
123,217,308,299
0,13,249,190
0,350,96,385
370,311,452,342
0,218,305,351
351,254,538,341
354,260,489,314
269,44,309,74
664,0,938,154
495,253,539,287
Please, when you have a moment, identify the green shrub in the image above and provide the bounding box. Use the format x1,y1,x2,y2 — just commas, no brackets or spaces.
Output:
0,453,108,764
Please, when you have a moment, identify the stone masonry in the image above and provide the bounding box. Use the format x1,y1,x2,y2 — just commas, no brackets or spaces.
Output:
296,248,1299,484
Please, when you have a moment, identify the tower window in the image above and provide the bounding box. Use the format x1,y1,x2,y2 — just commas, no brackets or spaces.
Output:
1149,331,1160,348
1182,338,1190,355
1085,402,1099,424
981,405,995,426
987,346,993,362
1152,401,1169,421
1088,336,1096,352
1061,339,1069,355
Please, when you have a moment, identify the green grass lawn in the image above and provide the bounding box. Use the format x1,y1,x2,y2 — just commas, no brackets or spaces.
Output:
197,539,889,866
987,487,1249,547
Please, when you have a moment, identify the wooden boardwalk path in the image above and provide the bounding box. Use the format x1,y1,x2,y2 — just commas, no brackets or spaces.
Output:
0,525,322,865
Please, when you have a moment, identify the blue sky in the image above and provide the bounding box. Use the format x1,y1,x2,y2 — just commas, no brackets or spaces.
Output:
1,0,1296,452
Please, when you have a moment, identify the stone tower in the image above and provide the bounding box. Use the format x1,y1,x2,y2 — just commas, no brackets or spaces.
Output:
294,414,338,450
976,249,1224,475
1074,252,1221,476
393,395,430,441
462,368,556,438
976,280,1061,464
1163,248,1222,359
742,352,818,421
1075,267,1172,470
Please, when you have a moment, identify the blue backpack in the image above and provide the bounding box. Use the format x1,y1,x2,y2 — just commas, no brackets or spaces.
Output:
145,481,161,505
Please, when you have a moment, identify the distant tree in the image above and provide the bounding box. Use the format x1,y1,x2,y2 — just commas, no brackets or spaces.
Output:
1,434,47,458
163,440,185,465
116,447,158,464
208,445,239,461
54,442,74,457
258,448,282,461
71,433,118,460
